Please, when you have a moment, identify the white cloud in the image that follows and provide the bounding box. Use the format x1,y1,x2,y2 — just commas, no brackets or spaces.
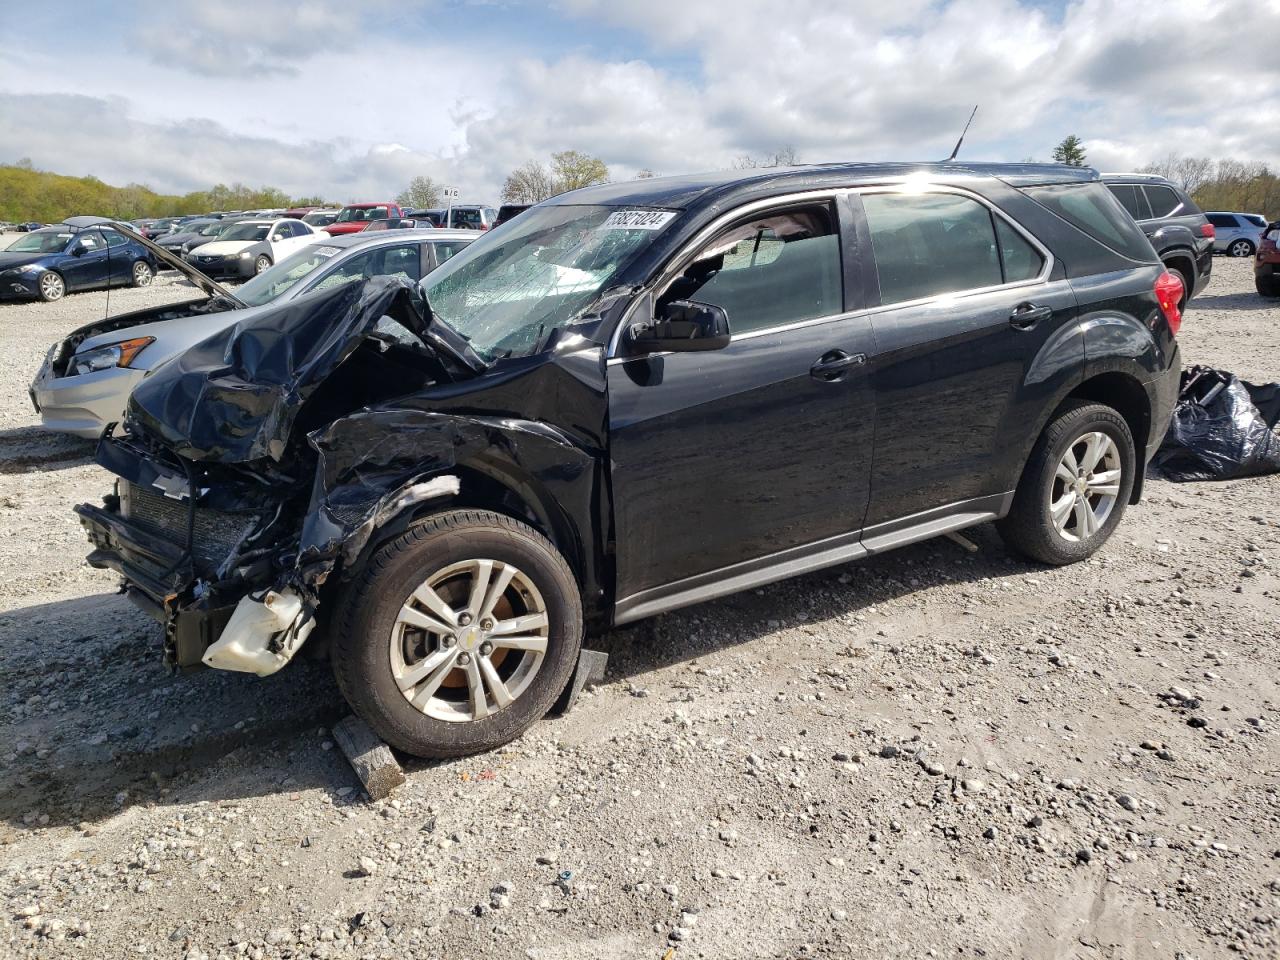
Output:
0,0,1276,205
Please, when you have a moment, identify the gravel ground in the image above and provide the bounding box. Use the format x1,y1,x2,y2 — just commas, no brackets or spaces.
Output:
0,259,1277,959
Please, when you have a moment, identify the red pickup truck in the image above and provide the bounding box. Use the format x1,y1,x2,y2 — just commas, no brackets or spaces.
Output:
323,202,405,236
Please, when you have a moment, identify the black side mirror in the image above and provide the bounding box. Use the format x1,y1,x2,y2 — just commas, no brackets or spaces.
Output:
629,300,731,353
70,243,86,257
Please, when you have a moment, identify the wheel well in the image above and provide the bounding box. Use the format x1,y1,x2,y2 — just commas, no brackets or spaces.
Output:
347,467,584,589
1063,373,1151,503
1161,252,1194,287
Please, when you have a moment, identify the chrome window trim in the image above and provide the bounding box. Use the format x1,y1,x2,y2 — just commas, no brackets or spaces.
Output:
606,182,1055,360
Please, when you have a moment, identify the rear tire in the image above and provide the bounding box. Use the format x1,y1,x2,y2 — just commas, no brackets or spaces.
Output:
331,509,583,759
131,260,154,287
1227,239,1255,258
996,400,1136,566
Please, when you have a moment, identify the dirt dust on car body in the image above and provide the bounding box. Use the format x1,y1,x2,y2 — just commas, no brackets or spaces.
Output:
0,260,1278,958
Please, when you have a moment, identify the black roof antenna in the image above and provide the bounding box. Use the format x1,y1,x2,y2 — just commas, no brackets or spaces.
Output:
943,105,979,162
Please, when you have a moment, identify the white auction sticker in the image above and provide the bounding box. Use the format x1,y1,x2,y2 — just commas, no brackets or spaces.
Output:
600,210,677,231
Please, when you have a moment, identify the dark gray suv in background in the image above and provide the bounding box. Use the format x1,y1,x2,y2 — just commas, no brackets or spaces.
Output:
76,162,1185,758
1103,173,1214,306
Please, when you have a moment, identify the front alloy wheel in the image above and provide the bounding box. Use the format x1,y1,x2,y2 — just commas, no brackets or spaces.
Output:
332,509,583,758
254,255,272,275
38,272,65,302
391,559,549,723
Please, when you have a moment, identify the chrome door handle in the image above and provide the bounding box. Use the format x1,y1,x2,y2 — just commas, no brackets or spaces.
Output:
1010,303,1053,329
810,350,867,381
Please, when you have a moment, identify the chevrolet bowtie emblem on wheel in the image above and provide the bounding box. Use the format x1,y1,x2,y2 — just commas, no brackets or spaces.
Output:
152,474,190,501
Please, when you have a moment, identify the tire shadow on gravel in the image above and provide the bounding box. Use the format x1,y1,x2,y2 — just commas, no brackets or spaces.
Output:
0,426,95,474
0,592,346,829
590,521,1036,688
0,525,1044,828
1189,291,1275,312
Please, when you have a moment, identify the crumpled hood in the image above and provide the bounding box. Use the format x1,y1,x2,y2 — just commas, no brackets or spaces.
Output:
188,239,255,256
126,276,484,463
0,251,49,271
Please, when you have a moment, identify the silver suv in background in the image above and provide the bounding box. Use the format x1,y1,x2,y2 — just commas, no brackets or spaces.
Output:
1206,211,1268,258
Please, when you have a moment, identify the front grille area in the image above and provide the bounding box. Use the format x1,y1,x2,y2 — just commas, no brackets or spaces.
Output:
123,482,259,573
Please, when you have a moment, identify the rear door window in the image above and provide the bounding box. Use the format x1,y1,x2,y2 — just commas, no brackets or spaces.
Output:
863,193,1009,305
1023,182,1157,262
1143,185,1186,218
1107,183,1152,221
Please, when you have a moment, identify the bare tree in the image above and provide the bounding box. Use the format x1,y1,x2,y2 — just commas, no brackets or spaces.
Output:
635,168,657,179
501,151,610,202
501,160,558,204
550,150,609,191
732,145,799,169
396,175,441,209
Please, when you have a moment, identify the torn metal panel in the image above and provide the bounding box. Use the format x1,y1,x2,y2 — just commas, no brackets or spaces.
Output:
125,276,479,463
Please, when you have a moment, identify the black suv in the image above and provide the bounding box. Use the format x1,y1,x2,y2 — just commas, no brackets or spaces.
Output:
75,163,1183,758
1103,173,1213,306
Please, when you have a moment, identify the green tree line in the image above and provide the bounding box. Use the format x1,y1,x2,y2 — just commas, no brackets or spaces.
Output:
0,160,329,223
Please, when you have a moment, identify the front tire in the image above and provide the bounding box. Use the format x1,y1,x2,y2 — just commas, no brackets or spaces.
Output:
331,509,583,759
1228,239,1255,258
1257,275,1280,298
253,254,272,275
997,400,1136,566
37,271,65,302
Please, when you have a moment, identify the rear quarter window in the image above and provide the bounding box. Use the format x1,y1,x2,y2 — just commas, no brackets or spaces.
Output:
1022,182,1157,263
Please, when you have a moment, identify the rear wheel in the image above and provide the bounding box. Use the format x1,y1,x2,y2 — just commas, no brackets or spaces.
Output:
332,509,583,758
1228,239,1255,258
997,400,1136,565
37,272,65,302
131,260,154,287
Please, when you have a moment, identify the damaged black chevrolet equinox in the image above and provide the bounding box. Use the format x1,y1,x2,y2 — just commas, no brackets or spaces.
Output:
77,163,1183,758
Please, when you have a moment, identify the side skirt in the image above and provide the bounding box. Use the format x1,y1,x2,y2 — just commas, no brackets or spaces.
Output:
611,491,1013,627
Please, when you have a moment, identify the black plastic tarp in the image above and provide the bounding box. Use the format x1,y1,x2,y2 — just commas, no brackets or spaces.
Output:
1151,366,1280,481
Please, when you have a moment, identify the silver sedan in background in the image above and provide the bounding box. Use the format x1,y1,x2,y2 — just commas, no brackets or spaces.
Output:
30,229,477,437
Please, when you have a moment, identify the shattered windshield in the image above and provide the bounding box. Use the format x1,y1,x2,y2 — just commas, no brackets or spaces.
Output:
421,204,676,361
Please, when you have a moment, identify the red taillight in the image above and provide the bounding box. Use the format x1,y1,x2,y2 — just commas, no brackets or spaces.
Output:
1154,271,1184,336
1200,222,1215,238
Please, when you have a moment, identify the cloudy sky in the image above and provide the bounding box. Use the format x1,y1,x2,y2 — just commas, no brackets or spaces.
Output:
0,0,1276,203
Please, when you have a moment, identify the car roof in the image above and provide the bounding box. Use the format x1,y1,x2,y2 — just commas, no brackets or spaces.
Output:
320,228,479,248
1099,172,1177,185
544,161,1099,210
342,202,393,207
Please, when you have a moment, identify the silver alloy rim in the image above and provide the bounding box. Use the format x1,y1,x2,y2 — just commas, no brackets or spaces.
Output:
133,262,152,285
389,559,549,723
1050,431,1121,542
1230,240,1251,257
255,256,270,274
40,273,63,300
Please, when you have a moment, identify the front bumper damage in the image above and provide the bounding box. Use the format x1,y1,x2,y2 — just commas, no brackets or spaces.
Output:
74,276,608,676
